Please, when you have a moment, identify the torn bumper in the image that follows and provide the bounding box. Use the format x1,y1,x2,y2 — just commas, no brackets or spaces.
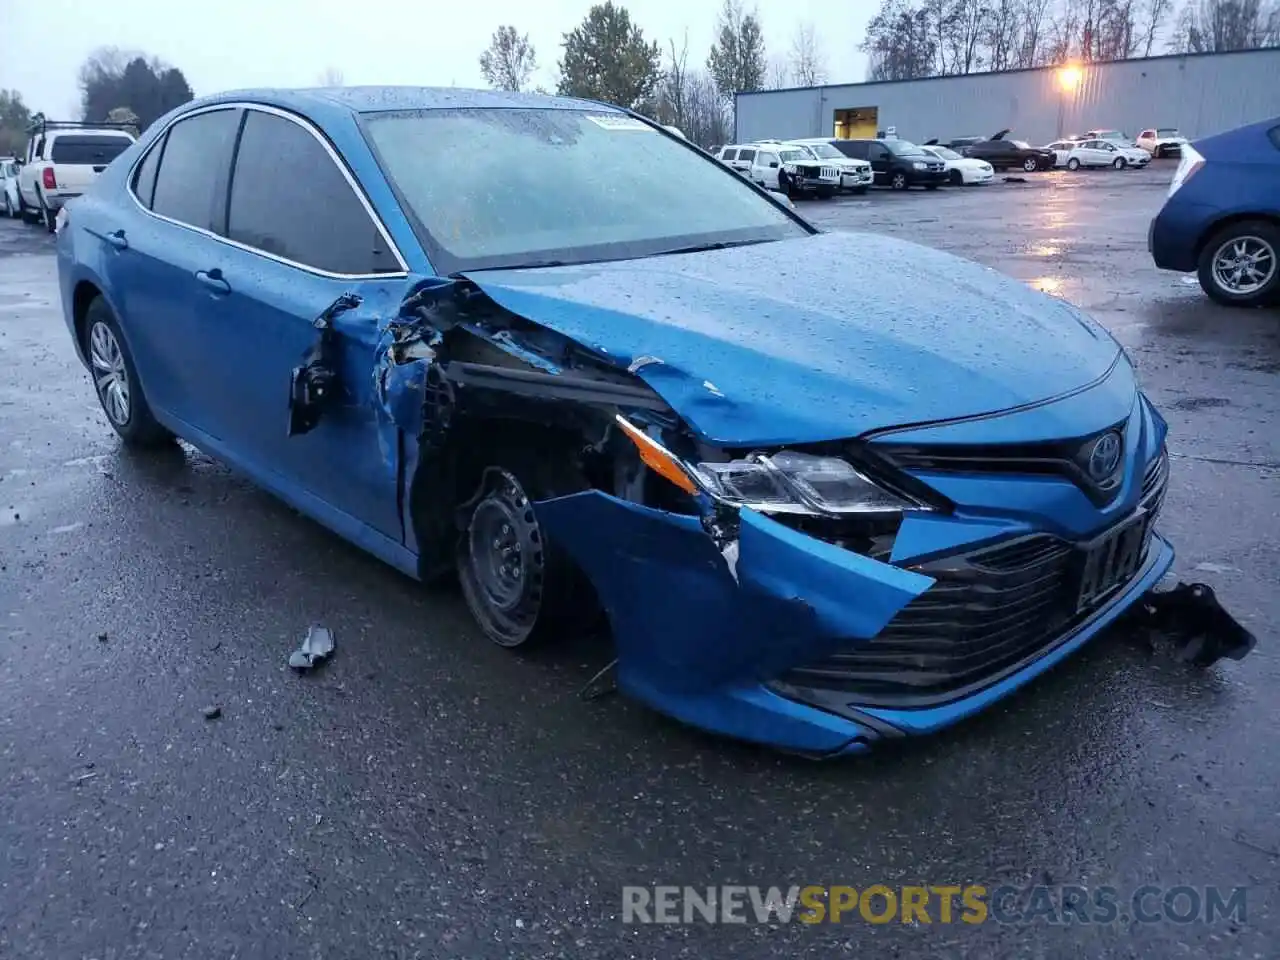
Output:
534,491,1178,756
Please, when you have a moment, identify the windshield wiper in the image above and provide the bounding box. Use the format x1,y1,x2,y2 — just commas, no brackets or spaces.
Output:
652,239,771,257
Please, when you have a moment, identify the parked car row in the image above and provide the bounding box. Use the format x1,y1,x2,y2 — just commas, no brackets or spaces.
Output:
713,135,992,195
935,127,1185,172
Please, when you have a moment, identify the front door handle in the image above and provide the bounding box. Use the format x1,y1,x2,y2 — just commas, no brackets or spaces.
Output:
195,268,230,295
106,229,128,250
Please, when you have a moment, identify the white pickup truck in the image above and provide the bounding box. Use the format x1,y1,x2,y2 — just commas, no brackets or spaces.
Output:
17,120,136,231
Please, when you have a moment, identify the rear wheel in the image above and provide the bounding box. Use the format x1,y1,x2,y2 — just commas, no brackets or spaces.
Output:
1067,157,1081,171
40,195,56,232
1196,220,1280,307
19,193,39,224
890,171,908,190
1113,157,1126,169
457,444,594,649
82,297,174,446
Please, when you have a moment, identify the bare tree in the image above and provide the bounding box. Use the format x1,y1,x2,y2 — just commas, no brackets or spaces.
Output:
985,0,1024,69
658,33,691,129
479,25,538,92
1174,0,1280,50
767,56,792,88
1137,0,1175,52
316,66,345,86
789,21,828,85
947,0,991,72
862,0,938,79
1017,0,1054,64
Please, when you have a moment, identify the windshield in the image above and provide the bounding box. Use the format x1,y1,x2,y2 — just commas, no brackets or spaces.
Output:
50,135,133,165
1011,140,1031,149
801,142,843,159
778,149,807,162
884,139,925,156
1157,128,1180,136
930,146,961,160
362,108,806,273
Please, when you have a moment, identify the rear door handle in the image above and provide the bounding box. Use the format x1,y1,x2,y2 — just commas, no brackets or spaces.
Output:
195,269,230,295
106,229,128,250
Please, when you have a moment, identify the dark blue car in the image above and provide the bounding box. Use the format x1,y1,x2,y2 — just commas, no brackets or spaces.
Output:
57,87,1179,756
1149,115,1280,306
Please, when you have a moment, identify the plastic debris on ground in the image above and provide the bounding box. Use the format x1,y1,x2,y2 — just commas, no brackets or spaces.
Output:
289,625,336,672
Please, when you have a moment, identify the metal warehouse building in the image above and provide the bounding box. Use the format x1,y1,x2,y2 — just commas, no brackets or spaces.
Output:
735,47,1280,147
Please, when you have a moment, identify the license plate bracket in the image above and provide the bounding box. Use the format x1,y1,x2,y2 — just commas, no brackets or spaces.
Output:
1075,509,1152,612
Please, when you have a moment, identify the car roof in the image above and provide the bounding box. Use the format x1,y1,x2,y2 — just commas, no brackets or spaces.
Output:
1196,114,1280,161
182,85,618,118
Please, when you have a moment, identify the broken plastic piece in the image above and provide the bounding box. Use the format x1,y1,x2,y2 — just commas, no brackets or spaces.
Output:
579,658,618,701
289,625,336,671
1123,581,1257,668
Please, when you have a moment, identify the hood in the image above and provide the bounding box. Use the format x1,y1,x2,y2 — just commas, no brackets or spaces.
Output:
462,232,1123,447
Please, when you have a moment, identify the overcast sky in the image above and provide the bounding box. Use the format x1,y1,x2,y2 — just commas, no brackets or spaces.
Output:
3,0,875,118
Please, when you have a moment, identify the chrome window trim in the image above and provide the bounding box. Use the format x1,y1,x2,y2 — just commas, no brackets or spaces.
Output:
126,100,410,280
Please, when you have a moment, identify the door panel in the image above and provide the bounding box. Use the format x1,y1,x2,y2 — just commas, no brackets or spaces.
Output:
193,246,405,539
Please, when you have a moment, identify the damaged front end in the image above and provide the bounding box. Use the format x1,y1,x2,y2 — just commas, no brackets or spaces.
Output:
295,274,1258,757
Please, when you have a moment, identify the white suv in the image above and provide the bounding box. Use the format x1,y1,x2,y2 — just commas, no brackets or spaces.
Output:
784,139,874,193
746,145,841,199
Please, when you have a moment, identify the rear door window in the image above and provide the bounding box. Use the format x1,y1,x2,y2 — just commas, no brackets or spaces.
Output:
721,149,737,161
738,149,756,163
50,135,133,165
226,108,400,276
150,108,241,232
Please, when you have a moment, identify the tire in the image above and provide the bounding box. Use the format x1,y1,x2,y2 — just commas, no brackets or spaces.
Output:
19,194,39,224
457,444,593,649
3,193,12,218
1067,157,1081,171
890,171,908,190
40,195,56,233
949,169,964,186
1196,220,1280,307
81,297,174,447
1113,157,1126,169
1022,156,1038,172
817,187,835,200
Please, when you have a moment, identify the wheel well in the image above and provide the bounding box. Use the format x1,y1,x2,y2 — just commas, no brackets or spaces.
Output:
408,418,604,581
1195,213,1280,261
72,281,103,352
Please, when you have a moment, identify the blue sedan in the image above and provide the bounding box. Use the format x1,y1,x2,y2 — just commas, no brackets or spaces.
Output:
57,87,1176,756
1149,115,1280,306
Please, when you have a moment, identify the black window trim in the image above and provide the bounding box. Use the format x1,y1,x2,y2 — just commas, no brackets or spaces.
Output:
125,101,409,280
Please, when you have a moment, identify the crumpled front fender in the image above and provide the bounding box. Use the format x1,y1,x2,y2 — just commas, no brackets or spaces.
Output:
532,491,933,700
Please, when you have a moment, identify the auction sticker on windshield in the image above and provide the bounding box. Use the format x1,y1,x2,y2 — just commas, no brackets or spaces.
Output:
585,115,654,131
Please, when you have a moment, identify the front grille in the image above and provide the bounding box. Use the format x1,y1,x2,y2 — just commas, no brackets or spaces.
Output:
775,447,1169,708
875,422,1130,506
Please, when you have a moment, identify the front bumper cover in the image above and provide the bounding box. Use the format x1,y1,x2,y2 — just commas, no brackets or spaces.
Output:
532,488,1202,756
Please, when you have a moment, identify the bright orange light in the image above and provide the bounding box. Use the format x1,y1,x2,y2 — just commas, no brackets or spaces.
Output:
1058,65,1082,92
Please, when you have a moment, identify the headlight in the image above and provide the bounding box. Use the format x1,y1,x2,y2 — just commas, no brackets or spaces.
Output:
692,451,921,516
911,161,926,170
614,417,927,517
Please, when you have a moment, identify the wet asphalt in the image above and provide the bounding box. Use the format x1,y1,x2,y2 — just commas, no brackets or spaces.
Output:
1,164,1277,959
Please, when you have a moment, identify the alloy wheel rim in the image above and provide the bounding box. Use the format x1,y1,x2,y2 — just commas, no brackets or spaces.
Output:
88,321,131,425
1212,236,1276,295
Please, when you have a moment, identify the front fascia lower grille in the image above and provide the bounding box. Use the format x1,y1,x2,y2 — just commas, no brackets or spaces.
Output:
772,446,1169,709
